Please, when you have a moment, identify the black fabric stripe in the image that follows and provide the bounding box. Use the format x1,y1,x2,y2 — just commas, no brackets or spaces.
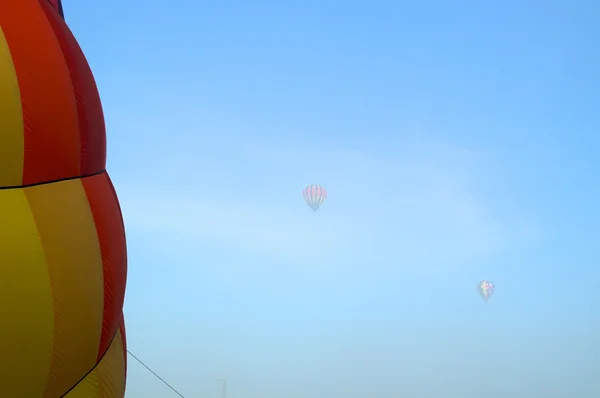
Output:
0,169,105,190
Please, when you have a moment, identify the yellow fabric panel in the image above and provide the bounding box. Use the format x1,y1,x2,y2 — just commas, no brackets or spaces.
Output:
97,328,127,397
0,26,24,187
0,188,52,397
64,370,100,398
64,328,126,398
25,179,105,398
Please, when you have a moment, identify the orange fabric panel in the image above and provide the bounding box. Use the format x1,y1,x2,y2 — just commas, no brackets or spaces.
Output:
83,173,128,361
0,0,80,186
42,0,106,175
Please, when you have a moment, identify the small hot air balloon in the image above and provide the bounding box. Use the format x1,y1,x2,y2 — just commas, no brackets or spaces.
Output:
477,280,495,302
303,184,327,213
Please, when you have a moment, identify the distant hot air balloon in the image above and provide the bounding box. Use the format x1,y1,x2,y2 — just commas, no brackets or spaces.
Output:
0,1,127,396
303,184,327,212
477,280,495,302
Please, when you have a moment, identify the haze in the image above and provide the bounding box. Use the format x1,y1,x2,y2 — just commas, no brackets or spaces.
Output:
66,0,600,396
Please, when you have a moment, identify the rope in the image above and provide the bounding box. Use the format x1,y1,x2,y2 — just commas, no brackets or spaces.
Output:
127,349,187,398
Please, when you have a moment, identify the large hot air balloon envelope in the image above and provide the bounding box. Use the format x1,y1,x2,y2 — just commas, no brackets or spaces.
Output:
477,280,495,302
303,184,327,212
0,0,127,396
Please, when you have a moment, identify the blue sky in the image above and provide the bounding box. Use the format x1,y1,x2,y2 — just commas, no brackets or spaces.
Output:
65,0,600,396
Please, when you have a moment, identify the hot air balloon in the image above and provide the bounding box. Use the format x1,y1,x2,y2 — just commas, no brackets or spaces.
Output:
0,1,127,396
303,184,327,212
477,280,495,302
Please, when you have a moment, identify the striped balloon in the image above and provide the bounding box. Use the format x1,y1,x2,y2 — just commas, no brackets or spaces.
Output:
0,1,127,397
477,280,495,302
303,184,327,212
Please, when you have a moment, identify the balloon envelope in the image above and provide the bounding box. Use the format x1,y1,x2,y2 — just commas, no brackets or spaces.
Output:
0,1,127,396
303,184,327,212
477,280,495,301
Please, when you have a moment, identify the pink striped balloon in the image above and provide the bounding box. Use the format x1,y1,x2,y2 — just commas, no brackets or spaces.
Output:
302,184,327,212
